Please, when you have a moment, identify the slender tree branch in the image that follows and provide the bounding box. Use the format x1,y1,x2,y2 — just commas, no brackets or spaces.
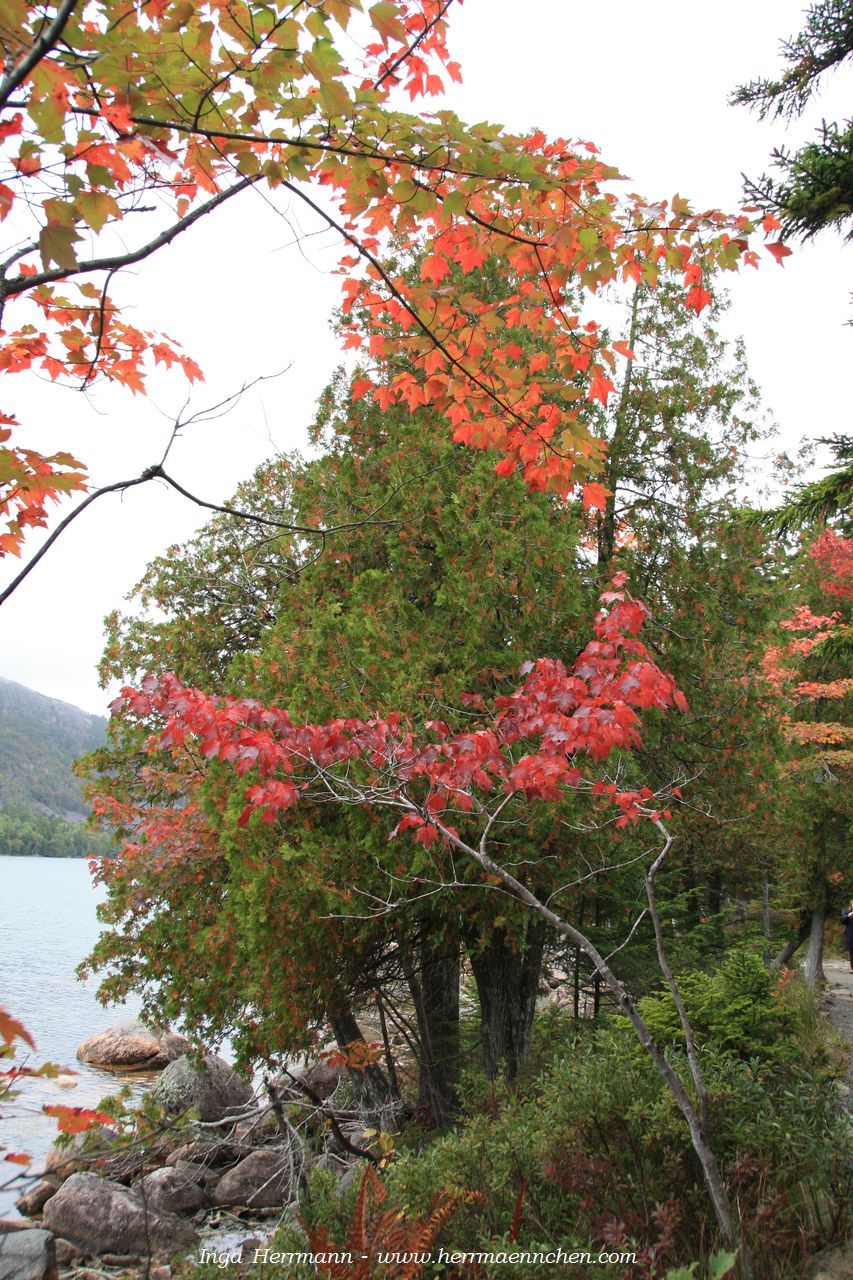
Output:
0,0,79,111
645,819,710,1135
0,434,404,609
0,470,155,609
373,0,456,88
281,178,544,440
277,1065,380,1165
2,175,261,301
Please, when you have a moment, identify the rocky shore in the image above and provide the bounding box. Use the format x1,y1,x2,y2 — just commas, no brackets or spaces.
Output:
0,1024,369,1280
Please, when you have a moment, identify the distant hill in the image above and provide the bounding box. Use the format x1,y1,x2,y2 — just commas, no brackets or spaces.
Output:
0,677,109,856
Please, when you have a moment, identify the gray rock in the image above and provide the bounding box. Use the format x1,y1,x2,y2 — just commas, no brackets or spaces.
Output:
233,1111,278,1144
275,1060,345,1103
212,1151,293,1209
14,1178,59,1217
136,1167,206,1217
42,1174,197,1259
164,1140,235,1172
165,1142,216,1168
332,1160,367,1200
77,1023,188,1071
808,1241,853,1280
0,1229,57,1280
153,1055,253,1123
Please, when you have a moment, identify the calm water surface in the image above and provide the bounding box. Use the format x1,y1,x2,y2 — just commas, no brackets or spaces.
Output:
0,856,144,1217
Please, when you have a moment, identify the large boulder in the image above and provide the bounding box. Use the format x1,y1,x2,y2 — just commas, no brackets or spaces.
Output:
0,1230,58,1280
135,1167,206,1217
77,1023,188,1071
153,1055,253,1123
212,1150,293,1209
42,1174,197,1259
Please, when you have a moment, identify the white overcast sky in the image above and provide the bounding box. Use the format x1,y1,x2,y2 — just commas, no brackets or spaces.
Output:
0,0,850,715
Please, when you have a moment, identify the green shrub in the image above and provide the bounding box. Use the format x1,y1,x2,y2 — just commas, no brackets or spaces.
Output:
221,951,848,1280
379,1008,846,1277
635,945,798,1062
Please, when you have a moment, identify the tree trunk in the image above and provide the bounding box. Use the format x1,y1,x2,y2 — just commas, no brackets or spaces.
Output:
771,915,810,969
592,899,602,1018
573,899,586,1018
597,285,642,572
404,936,461,1127
707,870,722,919
328,1004,396,1122
803,880,828,988
468,917,547,1081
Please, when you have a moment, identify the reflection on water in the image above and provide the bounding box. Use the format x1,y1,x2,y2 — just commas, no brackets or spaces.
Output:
0,856,144,1217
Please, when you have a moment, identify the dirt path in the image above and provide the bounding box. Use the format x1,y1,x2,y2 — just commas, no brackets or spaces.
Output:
822,957,853,1107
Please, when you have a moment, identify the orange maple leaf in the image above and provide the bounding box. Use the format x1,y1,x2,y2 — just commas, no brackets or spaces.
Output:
582,481,608,512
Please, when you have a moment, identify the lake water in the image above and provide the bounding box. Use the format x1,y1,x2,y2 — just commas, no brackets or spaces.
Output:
0,856,144,1218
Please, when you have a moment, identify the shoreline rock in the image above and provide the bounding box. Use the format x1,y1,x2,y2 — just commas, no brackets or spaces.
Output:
154,1055,254,1123
42,1174,198,1258
0,1228,57,1280
77,1024,188,1071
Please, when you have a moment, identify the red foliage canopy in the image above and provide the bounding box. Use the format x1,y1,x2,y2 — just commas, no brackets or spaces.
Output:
108,577,681,854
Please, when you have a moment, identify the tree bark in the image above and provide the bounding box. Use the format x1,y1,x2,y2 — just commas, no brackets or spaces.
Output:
597,284,642,572
771,915,810,969
572,899,586,1018
402,936,461,1126
592,899,602,1017
707,870,723,919
328,1004,396,1122
467,917,547,1082
803,879,828,988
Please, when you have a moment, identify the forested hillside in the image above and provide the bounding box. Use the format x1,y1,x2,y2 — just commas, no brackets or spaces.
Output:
0,677,108,856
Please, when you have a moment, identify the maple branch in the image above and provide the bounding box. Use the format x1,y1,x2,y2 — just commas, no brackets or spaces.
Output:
281,179,538,436
0,374,418,608
0,470,154,609
373,0,456,88
124,116,550,189
1,174,261,301
79,265,118,389
644,818,710,1135
0,0,79,111
0,460,408,609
